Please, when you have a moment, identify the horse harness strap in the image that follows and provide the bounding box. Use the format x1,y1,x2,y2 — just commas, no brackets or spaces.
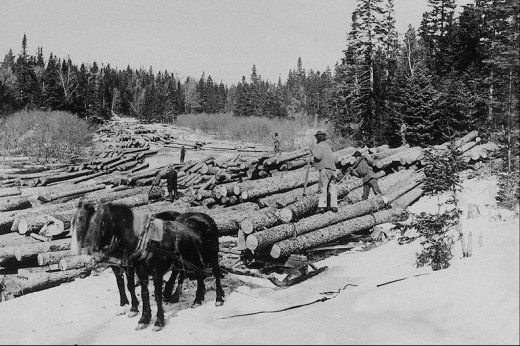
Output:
131,216,209,275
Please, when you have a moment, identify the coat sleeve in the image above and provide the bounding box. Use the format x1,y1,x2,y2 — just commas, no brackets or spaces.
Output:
311,145,324,161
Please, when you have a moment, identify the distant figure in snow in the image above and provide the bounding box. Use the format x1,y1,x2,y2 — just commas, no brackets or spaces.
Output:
273,132,281,154
180,146,186,163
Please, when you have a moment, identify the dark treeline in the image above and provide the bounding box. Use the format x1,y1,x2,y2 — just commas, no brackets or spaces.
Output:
329,0,518,148
0,38,332,124
0,0,518,150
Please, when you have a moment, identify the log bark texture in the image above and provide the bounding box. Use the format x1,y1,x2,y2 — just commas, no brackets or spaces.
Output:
14,238,71,261
0,269,86,301
270,207,408,258
0,196,33,212
37,250,72,266
59,255,95,270
279,172,385,223
240,170,320,200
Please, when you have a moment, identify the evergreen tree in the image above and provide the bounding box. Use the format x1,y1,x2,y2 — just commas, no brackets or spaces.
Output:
14,34,37,107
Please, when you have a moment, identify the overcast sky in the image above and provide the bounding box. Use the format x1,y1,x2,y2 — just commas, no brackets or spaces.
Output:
1,0,471,85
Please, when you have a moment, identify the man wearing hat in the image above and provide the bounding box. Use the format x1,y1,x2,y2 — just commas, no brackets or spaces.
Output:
310,130,338,213
348,150,387,203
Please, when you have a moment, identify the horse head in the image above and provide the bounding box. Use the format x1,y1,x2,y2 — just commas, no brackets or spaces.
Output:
85,202,121,255
70,200,96,255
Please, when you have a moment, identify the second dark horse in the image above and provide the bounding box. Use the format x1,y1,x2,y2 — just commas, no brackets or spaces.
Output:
71,202,225,331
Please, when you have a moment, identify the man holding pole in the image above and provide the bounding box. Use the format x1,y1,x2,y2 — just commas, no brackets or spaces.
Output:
348,150,388,203
310,130,338,213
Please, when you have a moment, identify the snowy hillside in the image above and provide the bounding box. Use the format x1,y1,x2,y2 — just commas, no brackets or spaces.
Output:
0,174,518,344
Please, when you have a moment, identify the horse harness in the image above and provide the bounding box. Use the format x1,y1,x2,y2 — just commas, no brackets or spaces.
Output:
129,215,211,276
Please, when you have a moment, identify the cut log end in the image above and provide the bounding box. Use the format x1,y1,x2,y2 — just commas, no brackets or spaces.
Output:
279,208,293,223
245,234,259,251
14,248,23,261
18,219,29,235
270,245,281,259
240,219,254,235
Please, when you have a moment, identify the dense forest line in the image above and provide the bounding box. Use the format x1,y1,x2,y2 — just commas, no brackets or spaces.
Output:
0,0,518,150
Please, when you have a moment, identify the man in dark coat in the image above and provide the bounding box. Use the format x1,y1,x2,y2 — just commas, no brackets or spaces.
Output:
348,150,388,203
273,132,281,154
180,146,186,163
149,168,178,201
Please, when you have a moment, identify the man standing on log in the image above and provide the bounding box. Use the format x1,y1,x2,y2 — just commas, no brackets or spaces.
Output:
149,168,178,201
180,146,186,164
348,151,388,203
310,130,338,213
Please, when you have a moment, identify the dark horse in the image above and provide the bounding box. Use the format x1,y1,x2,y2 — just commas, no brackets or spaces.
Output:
71,201,225,331
71,202,182,319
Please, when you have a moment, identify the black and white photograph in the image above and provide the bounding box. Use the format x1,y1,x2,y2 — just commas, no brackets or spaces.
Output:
0,0,518,344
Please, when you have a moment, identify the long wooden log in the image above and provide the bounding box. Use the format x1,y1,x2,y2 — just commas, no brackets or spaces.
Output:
239,207,280,235
37,184,106,203
270,207,408,258
0,196,32,212
370,144,410,160
40,170,93,186
37,250,72,266
240,170,320,201
247,197,386,252
454,130,478,148
278,171,386,223
130,162,149,173
103,154,137,171
14,238,71,261
399,147,424,165
0,187,21,198
18,209,75,235
390,185,424,208
457,139,480,154
0,232,39,248
257,183,319,208
247,172,423,251
72,171,109,184
0,269,87,301
59,255,95,270
461,142,498,162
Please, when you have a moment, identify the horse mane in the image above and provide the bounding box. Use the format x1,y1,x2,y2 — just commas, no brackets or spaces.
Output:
71,200,96,253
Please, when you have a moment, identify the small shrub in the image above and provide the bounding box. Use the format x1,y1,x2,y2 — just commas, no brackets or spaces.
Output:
398,144,464,271
0,110,94,162
413,209,460,270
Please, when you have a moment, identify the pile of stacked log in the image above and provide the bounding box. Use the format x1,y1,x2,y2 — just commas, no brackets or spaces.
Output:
0,129,497,300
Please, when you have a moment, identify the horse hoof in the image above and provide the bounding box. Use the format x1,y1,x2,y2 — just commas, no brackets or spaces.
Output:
116,307,127,316
127,310,139,318
152,324,164,332
215,300,224,307
135,323,148,331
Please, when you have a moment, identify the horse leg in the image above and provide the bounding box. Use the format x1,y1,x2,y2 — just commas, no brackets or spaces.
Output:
191,273,205,308
152,268,166,331
126,266,139,317
212,264,225,306
135,267,151,330
111,266,129,315
163,268,178,303
171,271,185,303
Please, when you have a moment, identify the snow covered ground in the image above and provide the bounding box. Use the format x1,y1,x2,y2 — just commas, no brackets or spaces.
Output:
0,173,518,344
